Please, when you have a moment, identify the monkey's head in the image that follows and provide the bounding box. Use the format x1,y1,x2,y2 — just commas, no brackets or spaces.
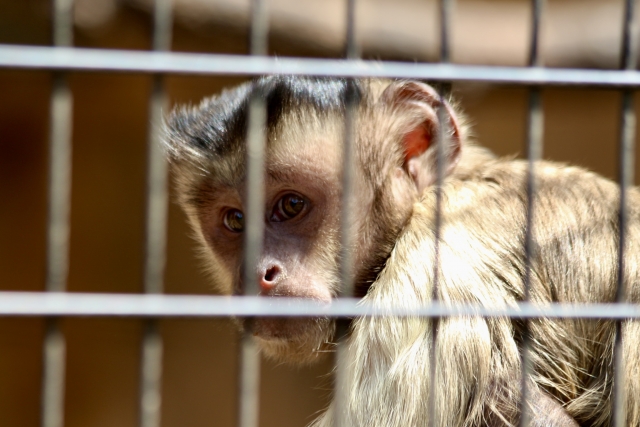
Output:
165,77,462,363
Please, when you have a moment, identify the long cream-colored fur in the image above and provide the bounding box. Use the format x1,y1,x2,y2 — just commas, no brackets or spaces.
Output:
312,150,640,427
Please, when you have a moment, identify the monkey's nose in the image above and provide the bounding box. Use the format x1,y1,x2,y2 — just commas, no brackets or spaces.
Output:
259,265,282,292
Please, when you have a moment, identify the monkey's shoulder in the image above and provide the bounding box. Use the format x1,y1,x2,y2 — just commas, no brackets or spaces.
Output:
415,156,639,236
452,155,627,206
400,158,638,305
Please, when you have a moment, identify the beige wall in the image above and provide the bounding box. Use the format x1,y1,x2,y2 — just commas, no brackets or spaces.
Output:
1,1,639,427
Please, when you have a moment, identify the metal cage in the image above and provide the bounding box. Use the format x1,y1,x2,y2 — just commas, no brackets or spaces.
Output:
0,1,639,426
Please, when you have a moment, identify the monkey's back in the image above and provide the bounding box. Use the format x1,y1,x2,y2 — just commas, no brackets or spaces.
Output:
433,153,640,426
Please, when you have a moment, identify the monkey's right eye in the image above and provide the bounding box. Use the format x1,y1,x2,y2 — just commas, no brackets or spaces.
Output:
223,209,245,233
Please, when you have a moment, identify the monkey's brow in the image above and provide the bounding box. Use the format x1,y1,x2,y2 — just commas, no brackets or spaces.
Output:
265,166,335,186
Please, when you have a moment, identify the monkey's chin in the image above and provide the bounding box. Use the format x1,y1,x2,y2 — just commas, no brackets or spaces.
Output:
250,317,335,364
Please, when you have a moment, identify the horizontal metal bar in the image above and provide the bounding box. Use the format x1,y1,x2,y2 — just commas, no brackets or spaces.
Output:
3,44,640,86
0,292,638,319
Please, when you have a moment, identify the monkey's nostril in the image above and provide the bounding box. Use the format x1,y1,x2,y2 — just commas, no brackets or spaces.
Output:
264,266,280,283
258,263,282,292
260,265,282,292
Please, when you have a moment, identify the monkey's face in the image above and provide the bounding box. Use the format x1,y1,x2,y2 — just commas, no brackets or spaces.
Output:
194,113,371,363
167,77,462,363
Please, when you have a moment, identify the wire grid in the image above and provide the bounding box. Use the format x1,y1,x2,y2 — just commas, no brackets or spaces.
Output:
0,0,638,426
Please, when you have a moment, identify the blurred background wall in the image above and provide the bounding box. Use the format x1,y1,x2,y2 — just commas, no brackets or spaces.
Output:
0,0,639,426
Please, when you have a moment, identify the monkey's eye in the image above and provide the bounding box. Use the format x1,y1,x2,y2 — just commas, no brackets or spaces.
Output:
272,194,306,222
223,209,245,232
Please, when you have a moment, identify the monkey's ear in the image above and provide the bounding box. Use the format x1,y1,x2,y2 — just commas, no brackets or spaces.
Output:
381,81,462,192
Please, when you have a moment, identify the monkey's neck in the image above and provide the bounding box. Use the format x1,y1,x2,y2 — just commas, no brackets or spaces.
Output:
453,143,497,178
353,254,389,298
353,144,496,300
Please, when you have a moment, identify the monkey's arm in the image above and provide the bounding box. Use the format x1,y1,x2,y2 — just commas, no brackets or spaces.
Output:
312,198,522,427
317,181,585,427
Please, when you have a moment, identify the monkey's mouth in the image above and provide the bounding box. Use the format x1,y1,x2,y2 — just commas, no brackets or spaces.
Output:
249,316,328,341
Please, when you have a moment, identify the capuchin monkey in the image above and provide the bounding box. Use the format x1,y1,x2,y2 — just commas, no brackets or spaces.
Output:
164,76,640,427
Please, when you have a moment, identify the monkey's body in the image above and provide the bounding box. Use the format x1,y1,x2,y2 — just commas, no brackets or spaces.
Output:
165,77,640,427
315,148,640,427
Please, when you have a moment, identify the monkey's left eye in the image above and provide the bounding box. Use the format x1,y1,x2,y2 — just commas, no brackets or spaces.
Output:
223,209,245,232
271,194,306,222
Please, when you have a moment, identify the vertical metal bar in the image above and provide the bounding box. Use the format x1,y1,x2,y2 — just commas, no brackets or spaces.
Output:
345,0,359,60
334,1,358,426
143,0,173,298
520,2,545,427
143,0,172,299
519,88,543,427
620,0,638,72
139,1,172,427
339,0,358,295
439,0,453,63
237,330,261,427
46,2,73,294
238,92,266,427
45,75,73,295
242,0,269,301
238,2,268,427
42,318,66,427
613,91,635,427
250,0,268,59
428,2,453,426
51,0,73,49
42,1,73,427
334,79,358,427
427,94,448,427
528,0,544,68
139,321,163,427
613,1,637,426
338,82,358,299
